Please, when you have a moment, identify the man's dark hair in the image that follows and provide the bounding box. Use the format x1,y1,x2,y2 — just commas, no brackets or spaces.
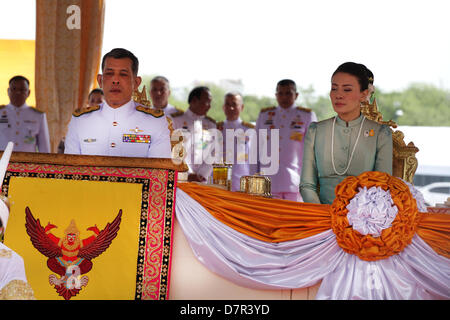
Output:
276,79,297,92
9,75,30,86
101,48,139,76
188,86,210,104
88,88,104,98
151,76,170,86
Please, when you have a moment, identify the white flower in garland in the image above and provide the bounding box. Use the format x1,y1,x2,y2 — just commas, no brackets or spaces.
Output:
346,186,399,237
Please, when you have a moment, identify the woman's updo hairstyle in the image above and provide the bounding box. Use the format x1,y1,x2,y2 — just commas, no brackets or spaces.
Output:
332,62,369,92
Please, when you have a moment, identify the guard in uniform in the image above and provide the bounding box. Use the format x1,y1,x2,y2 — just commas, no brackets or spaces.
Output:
0,76,50,153
255,79,317,201
149,76,182,116
0,142,35,300
217,92,255,191
169,86,216,181
64,48,172,158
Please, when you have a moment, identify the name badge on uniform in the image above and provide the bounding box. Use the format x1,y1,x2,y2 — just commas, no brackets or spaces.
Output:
0,113,8,123
123,134,151,144
24,120,37,124
83,138,97,143
290,131,304,142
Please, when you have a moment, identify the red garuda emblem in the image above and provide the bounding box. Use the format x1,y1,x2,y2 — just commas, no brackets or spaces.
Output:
25,207,122,300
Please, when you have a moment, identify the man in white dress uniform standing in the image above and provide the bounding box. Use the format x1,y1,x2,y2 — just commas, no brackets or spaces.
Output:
0,76,50,153
255,79,317,201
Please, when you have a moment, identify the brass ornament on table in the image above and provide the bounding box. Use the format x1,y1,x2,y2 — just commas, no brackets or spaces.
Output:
240,173,272,198
360,98,419,184
211,163,232,190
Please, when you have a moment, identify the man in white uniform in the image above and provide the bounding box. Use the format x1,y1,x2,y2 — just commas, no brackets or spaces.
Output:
217,92,255,191
169,86,216,182
255,79,317,201
0,76,50,153
149,76,181,116
64,48,172,158
0,142,35,300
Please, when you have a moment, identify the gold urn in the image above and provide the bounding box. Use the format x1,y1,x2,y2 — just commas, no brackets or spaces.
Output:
240,174,272,197
212,163,232,190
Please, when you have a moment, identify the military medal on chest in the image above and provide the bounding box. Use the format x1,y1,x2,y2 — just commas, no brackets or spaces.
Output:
123,126,151,144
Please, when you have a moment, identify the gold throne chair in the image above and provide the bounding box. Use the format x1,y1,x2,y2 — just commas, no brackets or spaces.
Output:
361,99,419,183
132,85,152,107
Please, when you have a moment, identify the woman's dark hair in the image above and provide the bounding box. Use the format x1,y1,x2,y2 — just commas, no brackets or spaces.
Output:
101,48,139,76
366,68,374,85
332,62,369,91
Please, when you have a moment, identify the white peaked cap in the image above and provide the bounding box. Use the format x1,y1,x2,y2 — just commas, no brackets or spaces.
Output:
0,142,14,231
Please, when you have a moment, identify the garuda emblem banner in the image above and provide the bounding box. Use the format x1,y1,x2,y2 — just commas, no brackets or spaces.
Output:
2,157,177,300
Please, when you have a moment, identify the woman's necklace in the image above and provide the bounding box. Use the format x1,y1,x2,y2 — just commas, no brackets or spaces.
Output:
331,115,366,176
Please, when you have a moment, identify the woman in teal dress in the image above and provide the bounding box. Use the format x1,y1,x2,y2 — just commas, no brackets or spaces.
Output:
300,62,393,204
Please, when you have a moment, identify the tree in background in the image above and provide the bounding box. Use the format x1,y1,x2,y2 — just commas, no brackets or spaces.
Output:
139,76,450,126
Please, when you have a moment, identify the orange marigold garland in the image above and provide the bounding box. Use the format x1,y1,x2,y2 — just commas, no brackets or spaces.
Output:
330,171,422,261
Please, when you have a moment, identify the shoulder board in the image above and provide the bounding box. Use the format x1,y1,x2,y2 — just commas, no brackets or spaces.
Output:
136,105,164,118
174,107,184,113
260,106,277,113
296,106,312,112
205,116,216,124
0,105,5,110
169,110,184,118
73,105,100,117
216,121,224,130
30,107,45,114
242,121,255,129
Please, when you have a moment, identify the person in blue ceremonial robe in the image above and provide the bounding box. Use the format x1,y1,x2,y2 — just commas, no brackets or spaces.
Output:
300,62,393,204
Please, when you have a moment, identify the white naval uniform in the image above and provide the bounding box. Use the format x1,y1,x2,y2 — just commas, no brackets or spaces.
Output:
64,100,172,158
255,104,317,201
0,242,35,300
169,109,217,180
218,118,255,191
0,103,50,152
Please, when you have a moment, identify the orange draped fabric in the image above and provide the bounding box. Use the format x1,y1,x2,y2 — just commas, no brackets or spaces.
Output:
178,183,331,242
177,182,450,259
417,213,450,258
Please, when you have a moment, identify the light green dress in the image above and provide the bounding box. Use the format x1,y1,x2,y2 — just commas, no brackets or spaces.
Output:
300,114,393,204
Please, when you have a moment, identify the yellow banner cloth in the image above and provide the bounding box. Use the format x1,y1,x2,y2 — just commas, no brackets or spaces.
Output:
3,162,176,300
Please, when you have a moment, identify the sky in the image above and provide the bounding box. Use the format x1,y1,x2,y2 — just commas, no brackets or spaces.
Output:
1,0,450,98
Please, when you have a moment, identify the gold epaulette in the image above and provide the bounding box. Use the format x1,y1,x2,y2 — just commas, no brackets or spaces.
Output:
30,106,45,114
216,121,224,130
205,116,216,124
260,106,276,113
169,110,184,118
136,105,164,118
296,106,312,112
73,105,100,117
242,121,255,129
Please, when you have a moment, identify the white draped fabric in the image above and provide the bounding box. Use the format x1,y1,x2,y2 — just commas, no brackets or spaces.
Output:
175,188,450,300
